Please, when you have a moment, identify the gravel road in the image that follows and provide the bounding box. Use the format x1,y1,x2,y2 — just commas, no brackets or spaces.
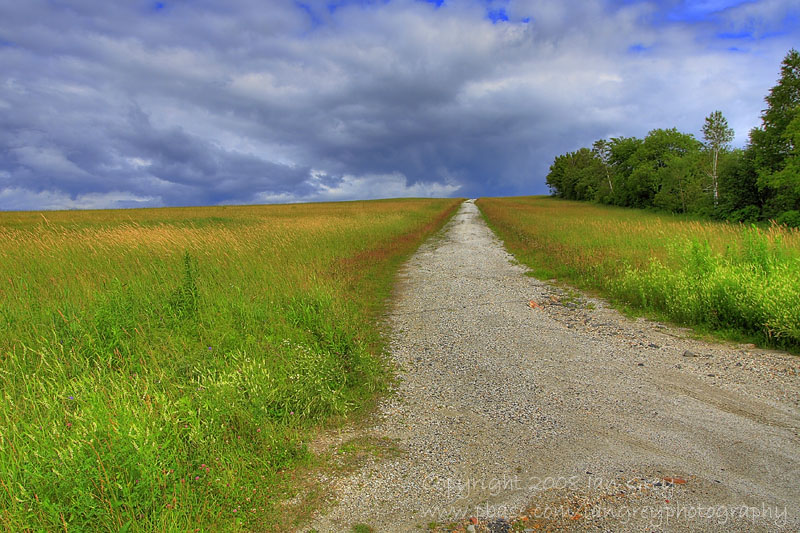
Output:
306,200,800,532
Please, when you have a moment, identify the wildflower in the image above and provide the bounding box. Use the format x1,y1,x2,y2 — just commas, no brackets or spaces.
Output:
208,346,212,351
195,476,200,481
201,464,206,469
68,396,74,400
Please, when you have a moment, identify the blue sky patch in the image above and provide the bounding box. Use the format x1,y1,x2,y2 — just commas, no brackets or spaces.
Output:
325,0,391,12
488,8,509,23
664,0,751,23
717,30,754,40
326,1,346,13
295,1,322,27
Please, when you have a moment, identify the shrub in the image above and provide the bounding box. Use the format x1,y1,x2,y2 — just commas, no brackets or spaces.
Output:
727,205,761,223
776,210,800,228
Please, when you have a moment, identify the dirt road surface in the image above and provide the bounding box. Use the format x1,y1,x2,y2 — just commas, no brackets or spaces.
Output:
306,200,800,532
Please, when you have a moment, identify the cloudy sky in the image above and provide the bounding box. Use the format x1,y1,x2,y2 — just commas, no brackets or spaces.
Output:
0,0,798,210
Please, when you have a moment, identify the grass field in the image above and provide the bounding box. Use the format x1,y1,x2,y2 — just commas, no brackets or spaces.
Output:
0,198,461,531
477,197,800,351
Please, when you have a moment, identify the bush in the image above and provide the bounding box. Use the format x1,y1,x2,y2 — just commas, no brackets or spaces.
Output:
776,210,800,228
727,205,761,224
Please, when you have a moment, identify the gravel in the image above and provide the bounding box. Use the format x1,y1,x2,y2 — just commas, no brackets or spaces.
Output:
305,200,800,532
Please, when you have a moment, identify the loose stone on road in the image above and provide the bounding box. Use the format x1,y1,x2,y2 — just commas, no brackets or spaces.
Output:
306,200,800,532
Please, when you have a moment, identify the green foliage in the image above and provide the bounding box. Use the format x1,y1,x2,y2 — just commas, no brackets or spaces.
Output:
749,49,800,217
703,110,735,151
717,149,762,219
547,129,704,210
623,128,703,208
702,110,735,206
653,150,707,214
546,147,603,201
728,205,761,224
591,139,615,203
777,210,800,228
767,108,800,208
611,229,800,345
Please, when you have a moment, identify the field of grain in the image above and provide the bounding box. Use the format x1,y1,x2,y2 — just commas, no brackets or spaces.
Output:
477,196,800,350
0,198,461,531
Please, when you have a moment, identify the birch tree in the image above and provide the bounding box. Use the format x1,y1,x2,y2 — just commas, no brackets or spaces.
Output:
592,139,614,193
702,110,734,206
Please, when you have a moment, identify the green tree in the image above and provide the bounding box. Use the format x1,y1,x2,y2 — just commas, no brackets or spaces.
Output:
771,107,800,226
546,153,571,198
625,128,702,208
749,49,800,216
546,148,603,200
770,108,800,199
702,110,734,206
592,139,614,201
717,148,762,221
654,151,707,214
606,136,642,206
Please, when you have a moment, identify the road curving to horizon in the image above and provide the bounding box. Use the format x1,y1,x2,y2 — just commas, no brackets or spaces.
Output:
306,199,800,532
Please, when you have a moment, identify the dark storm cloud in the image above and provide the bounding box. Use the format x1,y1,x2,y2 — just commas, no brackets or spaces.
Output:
1,0,798,209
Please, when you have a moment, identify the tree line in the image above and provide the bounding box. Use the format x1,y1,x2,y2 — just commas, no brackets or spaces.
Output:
546,49,800,227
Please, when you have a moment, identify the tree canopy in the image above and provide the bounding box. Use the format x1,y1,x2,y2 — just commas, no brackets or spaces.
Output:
545,49,800,227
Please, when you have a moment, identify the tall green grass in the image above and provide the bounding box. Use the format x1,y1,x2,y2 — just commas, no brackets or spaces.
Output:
477,197,800,350
0,199,461,531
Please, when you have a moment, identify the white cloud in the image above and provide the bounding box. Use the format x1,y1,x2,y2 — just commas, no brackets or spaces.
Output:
11,146,90,177
0,187,160,211
253,171,462,204
312,172,462,201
